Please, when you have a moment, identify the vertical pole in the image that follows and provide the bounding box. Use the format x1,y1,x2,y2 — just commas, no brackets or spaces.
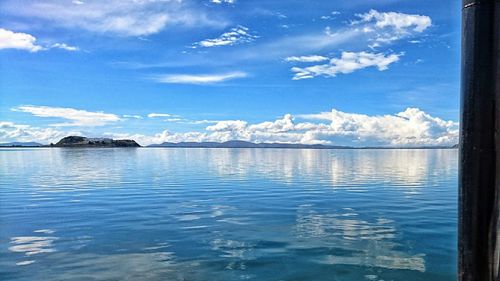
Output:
459,0,500,280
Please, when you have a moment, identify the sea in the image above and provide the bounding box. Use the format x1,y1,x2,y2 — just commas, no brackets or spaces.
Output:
0,148,458,281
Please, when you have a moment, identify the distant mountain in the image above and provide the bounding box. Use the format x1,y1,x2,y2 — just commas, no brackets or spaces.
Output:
53,136,140,147
149,140,459,149
0,142,43,147
148,140,351,149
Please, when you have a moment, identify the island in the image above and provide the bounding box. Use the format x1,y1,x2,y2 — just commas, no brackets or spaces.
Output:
0,142,43,147
52,136,140,147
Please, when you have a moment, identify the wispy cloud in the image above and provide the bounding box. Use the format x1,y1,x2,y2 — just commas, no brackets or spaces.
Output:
320,11,341,20
193,26,257,48
123,114,143,119
210,0,235,4
232,9,430,63
50,43,79,51
153,72,247,84
285,55,329,63
291,51,402,80
2,0,227,37
189,119,221,125
12,105,122,127
148,113,178,118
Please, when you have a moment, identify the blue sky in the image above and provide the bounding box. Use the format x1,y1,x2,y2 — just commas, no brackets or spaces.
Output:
0,0,460,146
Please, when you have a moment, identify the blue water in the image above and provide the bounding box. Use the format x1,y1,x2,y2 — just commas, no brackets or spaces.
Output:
0,148,458,281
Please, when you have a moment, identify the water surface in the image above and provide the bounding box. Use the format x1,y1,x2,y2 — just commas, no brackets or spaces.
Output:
0,148,458,280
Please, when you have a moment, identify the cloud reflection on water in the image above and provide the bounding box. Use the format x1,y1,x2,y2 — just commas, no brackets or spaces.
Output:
294,204,426,272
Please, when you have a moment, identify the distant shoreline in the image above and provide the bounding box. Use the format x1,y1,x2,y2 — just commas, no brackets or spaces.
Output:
0,145,458,150
0,137,459,150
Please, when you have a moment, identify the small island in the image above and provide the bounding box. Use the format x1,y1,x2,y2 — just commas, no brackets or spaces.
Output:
52,136,140,148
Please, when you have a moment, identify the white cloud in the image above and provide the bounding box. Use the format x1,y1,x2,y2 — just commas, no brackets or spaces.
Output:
123,114,143,119
249,27,359,60
51,43,79,51
0,28,44,52
153,72,247,84
193,26,257,48
285,55,329,63
210,0,235,4
281,10,429,79
190,119,221,125
291,51,401,80
353,10,431,47
248,114,295,133
12,105,122,127
236,10,430,62
165,118,183,122
320,11,341,20
296,108,458,146
2,0,226,37
148,113,177,118
104,108,458,147
355,10,431,33
0,121,81,144
206,120,248,131
5,107,457,147
0,28,79,52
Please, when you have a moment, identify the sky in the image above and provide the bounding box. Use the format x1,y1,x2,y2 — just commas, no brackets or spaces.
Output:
0,0,461,146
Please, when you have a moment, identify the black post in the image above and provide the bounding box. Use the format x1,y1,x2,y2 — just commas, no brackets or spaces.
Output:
459,0,500,280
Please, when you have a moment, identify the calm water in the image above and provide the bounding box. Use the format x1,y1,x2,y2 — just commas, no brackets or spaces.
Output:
0,148,458,281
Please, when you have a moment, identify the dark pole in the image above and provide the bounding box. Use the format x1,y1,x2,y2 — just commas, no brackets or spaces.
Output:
459,0,500,280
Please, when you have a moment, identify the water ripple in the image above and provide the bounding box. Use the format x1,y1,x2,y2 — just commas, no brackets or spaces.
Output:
0,148,458,280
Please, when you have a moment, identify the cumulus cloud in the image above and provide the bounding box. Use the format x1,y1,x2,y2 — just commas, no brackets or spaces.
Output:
0,28,44,52
193,26,257,48
248,114,296,133
355,10,431,33
285,55,329,63
291,51,401,80
353,10,431,47
0,121,81,144
0,28,79,52
153,72,247,84
3,107,458,147
1,0,226,37
206,120,248,131
12,105,122,127
104,108,458,147
296,108,458,146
